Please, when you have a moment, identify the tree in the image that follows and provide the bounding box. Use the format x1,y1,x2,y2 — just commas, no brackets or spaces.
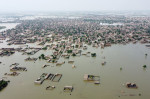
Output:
143,65,147,68
40,54,45,59
67,50,72,53
91,53,96,57
42,46,47,50
72,53,76,56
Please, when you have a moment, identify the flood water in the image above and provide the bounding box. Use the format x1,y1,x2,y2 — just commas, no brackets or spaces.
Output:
0,23,19,32
100,23,123,26
0,39,150,99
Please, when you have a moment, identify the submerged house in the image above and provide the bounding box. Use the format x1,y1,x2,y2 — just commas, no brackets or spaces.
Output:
84,74,100,84
84,74,95,81
63,86,73,92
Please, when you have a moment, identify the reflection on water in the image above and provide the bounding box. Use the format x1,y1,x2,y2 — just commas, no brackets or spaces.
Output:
0,40,150,99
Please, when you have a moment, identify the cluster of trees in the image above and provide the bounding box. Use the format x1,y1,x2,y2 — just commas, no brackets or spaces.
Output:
91,53,96,57
39,54,46,60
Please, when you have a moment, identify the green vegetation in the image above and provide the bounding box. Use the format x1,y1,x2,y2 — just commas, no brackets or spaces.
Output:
0,80,8,91
75,45,79,48
88,75,94,79
39,54,46,60
67,50,72,53
51,55,57,59
91,53,96,57
72,53,76,56
42,46,47,50
120,67,123,70
143,65,147,68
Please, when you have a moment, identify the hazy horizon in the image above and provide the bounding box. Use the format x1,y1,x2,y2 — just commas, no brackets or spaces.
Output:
0,0,150,12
